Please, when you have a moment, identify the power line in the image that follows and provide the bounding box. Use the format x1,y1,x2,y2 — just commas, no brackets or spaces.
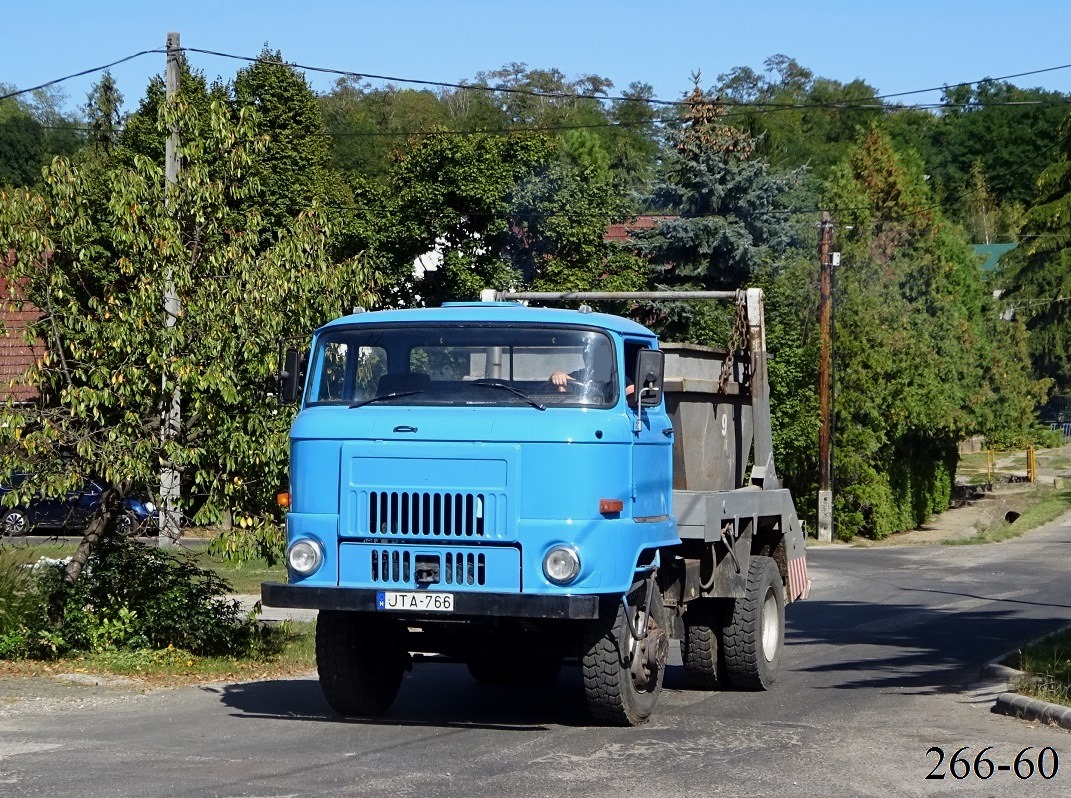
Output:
870,62,1071,101
182,46,1071,114
0,49,163,103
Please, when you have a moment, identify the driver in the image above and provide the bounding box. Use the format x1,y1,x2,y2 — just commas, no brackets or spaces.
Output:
549,345,633,398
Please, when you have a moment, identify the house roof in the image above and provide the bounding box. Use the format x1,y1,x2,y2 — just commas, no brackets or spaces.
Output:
973,243,1017,273
0,274,42,403
604,215,676,243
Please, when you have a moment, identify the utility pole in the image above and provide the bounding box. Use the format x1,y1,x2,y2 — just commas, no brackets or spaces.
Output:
817,213,835,543
160,31,182,545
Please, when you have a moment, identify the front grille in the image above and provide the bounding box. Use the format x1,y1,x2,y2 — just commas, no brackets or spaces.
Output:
369,549,486,586
368,491,487,537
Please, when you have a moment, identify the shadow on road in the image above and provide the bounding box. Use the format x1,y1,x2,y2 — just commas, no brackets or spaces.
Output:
209,661,679,729
786,596,1071,695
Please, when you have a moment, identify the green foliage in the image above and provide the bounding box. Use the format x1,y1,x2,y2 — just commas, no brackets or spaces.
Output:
0,87,380,552
1000,113,1071,390
0,537,267,659
632,86,800,339
0,551,48,657
715,55,882,181
823,128,1044,538
209,519,285,566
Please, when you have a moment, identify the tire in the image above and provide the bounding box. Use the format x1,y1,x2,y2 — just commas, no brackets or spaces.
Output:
115,512,139,537
2,508,29,537
315,611,409,717
582,579,669,726
721,555,785,690
682,599,721,690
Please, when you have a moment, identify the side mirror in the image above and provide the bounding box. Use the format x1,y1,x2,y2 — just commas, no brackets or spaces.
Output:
279,348,307,404
634,349,665,408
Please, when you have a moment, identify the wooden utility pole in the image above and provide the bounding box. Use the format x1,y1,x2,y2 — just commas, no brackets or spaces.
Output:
817,213,835,543
160,31,182,545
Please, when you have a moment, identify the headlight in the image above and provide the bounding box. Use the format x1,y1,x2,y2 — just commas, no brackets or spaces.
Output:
144,502,157,513
543,545,580,585
287,539,324,576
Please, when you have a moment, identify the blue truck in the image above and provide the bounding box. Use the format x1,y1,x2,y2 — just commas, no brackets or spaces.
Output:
263,288,809,725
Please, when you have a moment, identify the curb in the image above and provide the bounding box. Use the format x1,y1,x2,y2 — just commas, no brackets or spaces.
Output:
993,692,1071,730
984,639,1071,732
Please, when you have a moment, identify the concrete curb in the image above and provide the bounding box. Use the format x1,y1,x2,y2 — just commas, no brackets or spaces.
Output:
993,692,1071,730
984,633,1071,732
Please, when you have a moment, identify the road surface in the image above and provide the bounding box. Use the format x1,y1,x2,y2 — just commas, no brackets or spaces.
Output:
2,515,1070,797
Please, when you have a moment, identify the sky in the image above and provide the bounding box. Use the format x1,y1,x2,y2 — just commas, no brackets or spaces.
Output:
2,1,1071,114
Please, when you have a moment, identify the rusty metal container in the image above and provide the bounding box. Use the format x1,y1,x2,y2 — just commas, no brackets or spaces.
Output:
661,342,753,492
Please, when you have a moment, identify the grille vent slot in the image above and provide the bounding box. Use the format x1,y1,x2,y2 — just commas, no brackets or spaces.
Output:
369,549,486,586
368,491,486,537
444,551,486,585
370,550,411,584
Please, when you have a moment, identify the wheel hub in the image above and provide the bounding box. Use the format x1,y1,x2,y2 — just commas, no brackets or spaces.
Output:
630,615,669,689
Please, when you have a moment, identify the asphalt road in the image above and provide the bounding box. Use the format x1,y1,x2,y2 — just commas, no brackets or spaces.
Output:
3,516,1071,798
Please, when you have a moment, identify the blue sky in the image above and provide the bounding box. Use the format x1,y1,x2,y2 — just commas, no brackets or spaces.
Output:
2,1,1070,113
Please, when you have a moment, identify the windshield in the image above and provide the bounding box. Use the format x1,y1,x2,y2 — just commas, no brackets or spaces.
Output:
305,324,618,408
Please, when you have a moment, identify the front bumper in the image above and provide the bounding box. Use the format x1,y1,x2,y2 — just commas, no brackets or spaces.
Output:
262,582,602,620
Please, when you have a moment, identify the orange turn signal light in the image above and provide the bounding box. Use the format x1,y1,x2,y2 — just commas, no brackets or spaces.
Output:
276,491,291,509
599,498,624,514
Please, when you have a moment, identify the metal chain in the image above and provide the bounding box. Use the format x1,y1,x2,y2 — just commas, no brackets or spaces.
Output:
717,297,749,393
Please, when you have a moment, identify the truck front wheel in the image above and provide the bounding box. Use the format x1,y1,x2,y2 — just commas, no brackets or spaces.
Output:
721,555,784,690
316,611,409,717
582,579,669,726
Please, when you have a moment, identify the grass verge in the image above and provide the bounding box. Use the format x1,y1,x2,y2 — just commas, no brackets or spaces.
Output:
945,488,1071,545
1012,629,1071,709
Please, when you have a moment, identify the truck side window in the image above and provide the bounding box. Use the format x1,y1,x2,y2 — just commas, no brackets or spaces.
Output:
623,341,647,405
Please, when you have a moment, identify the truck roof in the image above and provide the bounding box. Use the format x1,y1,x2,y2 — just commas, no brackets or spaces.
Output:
319,302,659,339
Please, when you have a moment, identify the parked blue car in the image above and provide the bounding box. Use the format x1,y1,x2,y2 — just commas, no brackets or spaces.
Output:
0,476,157,537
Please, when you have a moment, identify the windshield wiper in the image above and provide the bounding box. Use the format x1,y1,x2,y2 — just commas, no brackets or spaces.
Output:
349,390,425,409
473,381,546,411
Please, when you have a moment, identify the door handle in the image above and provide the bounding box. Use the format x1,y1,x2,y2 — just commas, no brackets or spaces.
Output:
662,427,674,436
393,425,418,433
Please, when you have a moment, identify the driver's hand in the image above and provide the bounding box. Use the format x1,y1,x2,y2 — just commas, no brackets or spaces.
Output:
550,371,574,391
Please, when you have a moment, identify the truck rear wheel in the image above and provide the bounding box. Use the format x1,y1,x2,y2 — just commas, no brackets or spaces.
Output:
721,555,784,690
682,599,721,689
582,580,669,726
316,611,409,717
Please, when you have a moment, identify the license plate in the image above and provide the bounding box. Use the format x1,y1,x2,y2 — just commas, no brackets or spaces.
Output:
376,591,454,612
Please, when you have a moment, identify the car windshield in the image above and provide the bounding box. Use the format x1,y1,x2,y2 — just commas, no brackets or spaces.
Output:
305,324,618,408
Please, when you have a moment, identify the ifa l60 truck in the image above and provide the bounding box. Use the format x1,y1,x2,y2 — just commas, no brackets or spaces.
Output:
263,288,809,725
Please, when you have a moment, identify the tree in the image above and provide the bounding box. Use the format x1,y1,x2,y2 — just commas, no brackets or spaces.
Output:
631,85,801,343
84,71,124,155
1001,113,1071,389
823,127,1042,537
715,55,882,181
0,96,379,584
233,48,345,237
383,130,553,304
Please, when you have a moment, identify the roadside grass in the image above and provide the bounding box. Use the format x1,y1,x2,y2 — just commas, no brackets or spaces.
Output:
1012,629,1071,709
944,488,1071,545
0,620,316,686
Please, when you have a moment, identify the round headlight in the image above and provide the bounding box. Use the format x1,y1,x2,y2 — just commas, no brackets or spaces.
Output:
543,546,580,585
287,539,323,576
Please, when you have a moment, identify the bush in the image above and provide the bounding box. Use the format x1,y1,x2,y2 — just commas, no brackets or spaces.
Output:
2,536,271,660
0,552,52,659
